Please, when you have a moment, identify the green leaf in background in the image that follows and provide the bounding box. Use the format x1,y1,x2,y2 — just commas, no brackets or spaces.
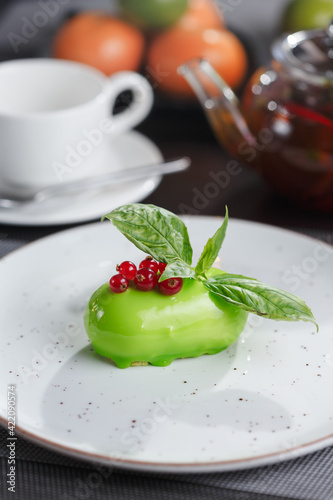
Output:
158,259,196,282
195,207,229,277
204,273,318,330
103,204,193,264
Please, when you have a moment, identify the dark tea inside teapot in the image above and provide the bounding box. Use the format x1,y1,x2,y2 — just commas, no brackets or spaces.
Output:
179,23,333,211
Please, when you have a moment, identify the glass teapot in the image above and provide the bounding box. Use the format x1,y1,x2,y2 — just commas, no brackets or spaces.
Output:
179,23,333,211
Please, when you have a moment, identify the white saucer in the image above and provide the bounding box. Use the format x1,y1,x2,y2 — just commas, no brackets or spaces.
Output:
0,131,163,226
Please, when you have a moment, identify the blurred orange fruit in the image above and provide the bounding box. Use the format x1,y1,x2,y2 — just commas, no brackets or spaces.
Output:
176,0,224,30
146,27,247,98
51,12,145,75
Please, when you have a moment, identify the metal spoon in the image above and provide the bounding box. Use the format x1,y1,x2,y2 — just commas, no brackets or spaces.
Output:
0,157,190,209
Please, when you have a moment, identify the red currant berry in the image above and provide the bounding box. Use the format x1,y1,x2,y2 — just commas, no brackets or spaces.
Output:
134,268,158,291
158,262,167,274
109,274,129,293
116,261,137,280
139,256,159,274
158,277,183,296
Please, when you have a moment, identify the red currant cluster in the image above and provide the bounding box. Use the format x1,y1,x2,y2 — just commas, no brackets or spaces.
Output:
109,256,183,295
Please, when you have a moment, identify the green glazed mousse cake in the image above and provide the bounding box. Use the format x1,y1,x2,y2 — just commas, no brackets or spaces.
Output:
84,204,317,369
84,268,248,368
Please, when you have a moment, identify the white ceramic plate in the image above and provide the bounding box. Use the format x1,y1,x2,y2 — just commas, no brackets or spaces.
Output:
0,131,162,226
0,217,332,472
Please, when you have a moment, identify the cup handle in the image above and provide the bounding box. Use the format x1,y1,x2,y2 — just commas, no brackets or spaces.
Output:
106,71,154,135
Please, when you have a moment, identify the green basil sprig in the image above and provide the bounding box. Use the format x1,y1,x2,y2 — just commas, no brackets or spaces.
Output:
103,203,192,265
204,274,318,330
103,203,317,329
157,258,196,282
195,207,228,278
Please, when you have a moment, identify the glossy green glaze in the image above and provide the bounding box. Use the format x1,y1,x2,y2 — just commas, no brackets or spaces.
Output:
84,269,248,368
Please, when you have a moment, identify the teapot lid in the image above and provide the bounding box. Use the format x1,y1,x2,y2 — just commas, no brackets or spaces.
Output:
272,22,333,85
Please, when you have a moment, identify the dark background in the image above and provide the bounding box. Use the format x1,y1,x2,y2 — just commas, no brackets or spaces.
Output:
0,0,332,232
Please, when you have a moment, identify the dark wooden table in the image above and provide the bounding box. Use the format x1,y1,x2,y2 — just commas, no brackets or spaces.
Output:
0,95,332,245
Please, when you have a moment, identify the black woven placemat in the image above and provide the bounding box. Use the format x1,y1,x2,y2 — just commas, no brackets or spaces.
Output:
1,425,333,500
1,225,333,500
1,455,303,500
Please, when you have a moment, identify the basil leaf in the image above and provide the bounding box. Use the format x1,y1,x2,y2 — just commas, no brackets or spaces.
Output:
158,259,196,282
204,273,318,330
195,207,229,276
103,204,193,264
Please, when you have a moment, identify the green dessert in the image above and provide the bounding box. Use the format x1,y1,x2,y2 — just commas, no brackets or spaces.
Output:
84,204,317,368
85,268,248,368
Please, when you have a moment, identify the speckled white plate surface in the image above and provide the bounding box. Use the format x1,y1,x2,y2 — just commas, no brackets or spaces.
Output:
0,217,332,472
0,130,162,226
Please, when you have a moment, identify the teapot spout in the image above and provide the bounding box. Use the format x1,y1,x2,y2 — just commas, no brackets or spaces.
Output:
178,58,257,158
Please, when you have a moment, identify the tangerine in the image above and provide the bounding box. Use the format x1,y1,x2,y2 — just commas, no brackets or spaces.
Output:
146,26,247,97
51,12,145,75
176,0,224,30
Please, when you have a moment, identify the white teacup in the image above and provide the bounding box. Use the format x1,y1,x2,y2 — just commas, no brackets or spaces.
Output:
0,58,154,197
